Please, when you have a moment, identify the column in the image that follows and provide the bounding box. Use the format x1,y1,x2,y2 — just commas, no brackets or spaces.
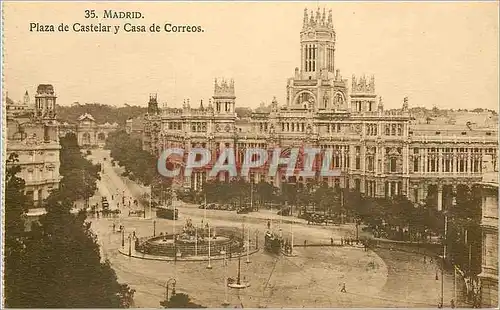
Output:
420,148,425,172
340,148,344,170
361,146,366,174
395,181,399,195
388,182,392,198
451,150,455,173
424,148,428,173
438,148,443,173
403,145,409,175
467,148,474,173
375,145,379,174
437,184,443,211
422,183,428,201
349,145,355,172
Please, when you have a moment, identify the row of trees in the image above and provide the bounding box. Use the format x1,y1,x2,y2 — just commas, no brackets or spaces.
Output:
105,130,158,185
56,103,147,126
196,178,482,275
4,133,135,308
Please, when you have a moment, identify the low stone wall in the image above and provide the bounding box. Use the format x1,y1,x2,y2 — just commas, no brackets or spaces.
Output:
136,227,247,257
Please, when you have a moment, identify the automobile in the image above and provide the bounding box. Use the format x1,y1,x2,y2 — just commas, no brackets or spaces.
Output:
277,207,291,216
102,201,110,209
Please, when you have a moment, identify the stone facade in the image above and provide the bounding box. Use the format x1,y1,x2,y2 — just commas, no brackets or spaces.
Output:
478,156,498,308
6,84,61,206
141,8,498,203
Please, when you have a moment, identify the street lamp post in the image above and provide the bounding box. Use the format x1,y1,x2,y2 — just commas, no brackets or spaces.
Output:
122,227,125,247
255,229,259,249
222,247,229,307
165,278,176,302
207,223,212,269
195,224,198,257
153,220,156,237
246,227,250,264
356,219,359,241
128,234,132,257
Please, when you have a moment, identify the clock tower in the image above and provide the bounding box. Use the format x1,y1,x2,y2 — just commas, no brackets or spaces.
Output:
286,8,348,111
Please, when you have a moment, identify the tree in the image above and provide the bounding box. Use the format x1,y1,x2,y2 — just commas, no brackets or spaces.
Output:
255,181,275,205
160,293,205,308
105,130,159,186
4,137,136,308
4,153,31,306
58,133,100,203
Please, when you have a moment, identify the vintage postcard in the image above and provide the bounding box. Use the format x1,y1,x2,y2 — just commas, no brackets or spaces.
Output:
2,1,498,308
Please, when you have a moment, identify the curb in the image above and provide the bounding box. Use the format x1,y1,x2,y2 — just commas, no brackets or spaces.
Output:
118,247,260,262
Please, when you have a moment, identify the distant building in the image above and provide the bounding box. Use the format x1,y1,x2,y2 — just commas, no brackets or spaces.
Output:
59,113,119,147
125,116,145,138
5,91,35,117
478,155,498,308
6,85,61,206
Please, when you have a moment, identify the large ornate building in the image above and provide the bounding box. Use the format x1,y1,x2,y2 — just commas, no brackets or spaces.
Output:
478,155,498,308
142,8,498,209
6,84,61,205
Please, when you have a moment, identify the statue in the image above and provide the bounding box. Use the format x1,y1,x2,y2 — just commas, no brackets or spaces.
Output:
306,124,313,135
269,124,275,134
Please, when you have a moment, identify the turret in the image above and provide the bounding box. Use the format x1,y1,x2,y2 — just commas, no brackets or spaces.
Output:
34,84,56,120
301,7,336,77
213,78,236,115
148,93,160,115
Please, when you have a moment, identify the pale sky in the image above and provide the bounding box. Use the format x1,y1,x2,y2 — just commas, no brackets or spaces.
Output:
4,2,499,111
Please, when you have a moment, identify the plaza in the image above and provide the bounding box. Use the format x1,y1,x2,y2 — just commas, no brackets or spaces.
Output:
89,148,456,308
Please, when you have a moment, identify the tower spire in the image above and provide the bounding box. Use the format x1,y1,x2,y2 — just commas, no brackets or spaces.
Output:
303,8,309,28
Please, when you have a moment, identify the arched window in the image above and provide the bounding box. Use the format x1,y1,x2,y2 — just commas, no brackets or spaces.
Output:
334,93,344,107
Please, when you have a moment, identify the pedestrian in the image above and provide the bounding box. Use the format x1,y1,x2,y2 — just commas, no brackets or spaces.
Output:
424,256,427,264
112,195,114,200
330,238,334,246
341,237,343,246
112,223,116,232
340,283,346,293
304,240,307,247
96,211,100,218
450,299,455,309
267,220,270,230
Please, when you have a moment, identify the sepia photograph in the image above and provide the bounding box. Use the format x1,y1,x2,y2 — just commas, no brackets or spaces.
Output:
2,1,499,308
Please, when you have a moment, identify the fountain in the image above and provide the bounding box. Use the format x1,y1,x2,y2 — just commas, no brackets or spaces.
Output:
136,218,245,258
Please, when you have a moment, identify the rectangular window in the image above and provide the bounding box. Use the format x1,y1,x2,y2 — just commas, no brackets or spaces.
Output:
413,159,419,172
356,157,360,170
391,158,397,172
